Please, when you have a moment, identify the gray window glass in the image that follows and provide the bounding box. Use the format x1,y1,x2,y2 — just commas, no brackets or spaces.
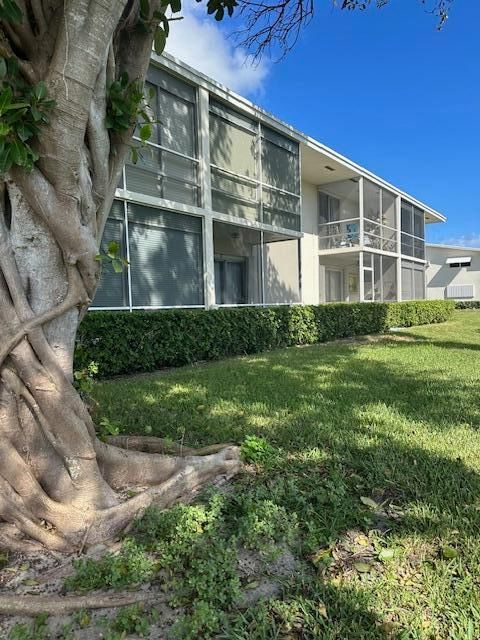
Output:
127,204,203,307
93,201,128,307
261,126,300,194
124,70,198,206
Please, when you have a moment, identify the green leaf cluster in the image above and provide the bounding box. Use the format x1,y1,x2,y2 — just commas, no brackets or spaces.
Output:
0,0,22,23
0,57,54,174
204,0,238,22
105,73,145,133
95,239,129,274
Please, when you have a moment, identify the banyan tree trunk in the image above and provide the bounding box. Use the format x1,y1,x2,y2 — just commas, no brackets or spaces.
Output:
0,0,240,552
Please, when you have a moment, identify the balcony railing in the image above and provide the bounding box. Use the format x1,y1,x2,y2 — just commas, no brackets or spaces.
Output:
318,217,360,250
319,217,399,253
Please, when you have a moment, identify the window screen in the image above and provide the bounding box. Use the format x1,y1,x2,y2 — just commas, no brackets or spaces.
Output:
382,256,397,301
124,69,198,206
262,187,300,231
401,202,413,234
401,264,413,300
261,126,300,194
93,201,129,308
209,113,257,178
414,265,425,299
127,204,203,307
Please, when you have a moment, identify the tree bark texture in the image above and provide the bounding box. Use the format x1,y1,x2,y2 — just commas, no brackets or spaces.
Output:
0,0,240,552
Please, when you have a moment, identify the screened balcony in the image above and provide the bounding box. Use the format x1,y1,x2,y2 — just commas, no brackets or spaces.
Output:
318,179,360,250
318,179,400,255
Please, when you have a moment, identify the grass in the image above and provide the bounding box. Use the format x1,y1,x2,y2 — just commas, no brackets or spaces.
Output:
88,309,480,639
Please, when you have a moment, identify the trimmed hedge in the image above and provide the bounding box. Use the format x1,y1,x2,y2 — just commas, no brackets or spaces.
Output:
75,300,455,378
455,301,480,309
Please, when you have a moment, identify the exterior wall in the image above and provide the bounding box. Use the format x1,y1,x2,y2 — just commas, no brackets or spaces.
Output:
300,181,321,303
426,246,480,300
264,239,301,304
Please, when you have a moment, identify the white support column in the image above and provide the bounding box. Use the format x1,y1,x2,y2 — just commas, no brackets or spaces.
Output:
359,250,364,302
197,86,215,308
203,214,216,308
358,176,364,249
395,195,402,301
358,176,365,303
198,87,212,210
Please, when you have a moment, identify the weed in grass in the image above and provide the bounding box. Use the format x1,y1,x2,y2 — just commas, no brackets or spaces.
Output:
109,603,158,637
241,435,279,465
9,614,49,640
65,538,155,591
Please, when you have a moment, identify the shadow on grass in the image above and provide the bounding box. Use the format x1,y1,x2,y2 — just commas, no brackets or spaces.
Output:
94,328,480,638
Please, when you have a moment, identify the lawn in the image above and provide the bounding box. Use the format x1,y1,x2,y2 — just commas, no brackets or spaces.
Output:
89,309,480,639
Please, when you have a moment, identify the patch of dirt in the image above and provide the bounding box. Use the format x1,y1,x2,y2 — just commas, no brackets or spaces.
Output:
0,542,307,638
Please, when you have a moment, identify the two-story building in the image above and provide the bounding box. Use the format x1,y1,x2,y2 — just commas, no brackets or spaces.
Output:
93,53,446,311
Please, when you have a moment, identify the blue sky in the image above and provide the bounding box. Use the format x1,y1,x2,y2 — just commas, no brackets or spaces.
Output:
167,0,480,246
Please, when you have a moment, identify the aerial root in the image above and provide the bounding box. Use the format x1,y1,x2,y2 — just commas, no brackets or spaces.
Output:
0,592,156,617
106,434,235,456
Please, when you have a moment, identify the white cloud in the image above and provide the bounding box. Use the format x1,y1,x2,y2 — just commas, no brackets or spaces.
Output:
165,4,269,96
437,233,480,248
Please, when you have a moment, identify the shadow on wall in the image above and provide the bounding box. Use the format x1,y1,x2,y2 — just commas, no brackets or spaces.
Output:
427,263,456,292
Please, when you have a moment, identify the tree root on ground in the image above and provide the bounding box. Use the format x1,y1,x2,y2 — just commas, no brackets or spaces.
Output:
0,592,156,616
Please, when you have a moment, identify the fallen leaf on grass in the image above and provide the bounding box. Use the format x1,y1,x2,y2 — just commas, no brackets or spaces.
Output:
354,562,372,573
360,496,379,509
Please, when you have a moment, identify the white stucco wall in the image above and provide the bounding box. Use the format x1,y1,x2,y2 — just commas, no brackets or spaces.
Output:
300,181,320,304
426,245,480,300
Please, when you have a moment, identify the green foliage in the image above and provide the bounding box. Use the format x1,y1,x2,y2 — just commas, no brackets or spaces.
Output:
106,73,145,133
0,57,54,174
109,604,157,637
65,538,155,592
73,360,98,400
87,311,480,638
205,0,239,21
236,498,299,557
241,435,278,465
455,300,480,309
75,300,455,378
0,0,22,24
97,416,121,440
9,615,49,640
96,240,129,274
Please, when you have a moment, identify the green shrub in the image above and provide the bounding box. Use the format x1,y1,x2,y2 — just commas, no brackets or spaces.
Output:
455,300,480,309
75,300,454,378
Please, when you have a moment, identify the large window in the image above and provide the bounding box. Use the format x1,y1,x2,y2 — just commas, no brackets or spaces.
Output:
93,201,204,309
209,102,300,231
124,69,199,206
261,126,300,231
401,260,425,300
372,254,397,302
94,201,129,308
210,101,260,222
401,200,425,260
363,180,397,253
